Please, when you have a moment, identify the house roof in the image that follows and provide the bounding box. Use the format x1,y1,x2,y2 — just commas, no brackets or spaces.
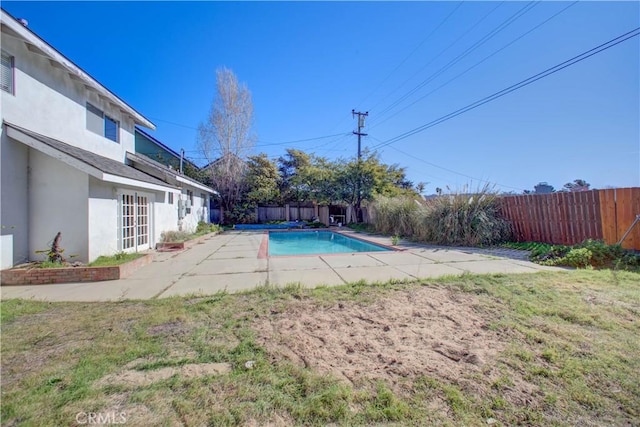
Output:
126,151,217,194
0,9,155,130
5,122,177,191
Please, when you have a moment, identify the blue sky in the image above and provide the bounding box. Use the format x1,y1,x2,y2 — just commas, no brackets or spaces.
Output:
4,1,639,193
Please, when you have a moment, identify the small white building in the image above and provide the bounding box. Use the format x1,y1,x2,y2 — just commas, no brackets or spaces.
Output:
0,9,216,268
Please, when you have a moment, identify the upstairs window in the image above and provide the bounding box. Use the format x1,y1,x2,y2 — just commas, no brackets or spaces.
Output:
86,102,119,142
186,190,193,214
104,116,118,141
1,50,14,94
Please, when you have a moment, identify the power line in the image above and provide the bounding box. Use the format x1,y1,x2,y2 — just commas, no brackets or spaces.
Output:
255,132,350,147
366,1,504,115
367,136,451,182
314,133,354,155
148,114,352,150
148,116,199,131
170,132,353,154
371,0,579,130
371,27,640,150
369,1,539,125
388,145,526,192
353,1,465,111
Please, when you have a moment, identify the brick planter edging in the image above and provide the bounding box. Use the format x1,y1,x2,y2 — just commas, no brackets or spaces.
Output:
1,253,153,286
156,232,218,252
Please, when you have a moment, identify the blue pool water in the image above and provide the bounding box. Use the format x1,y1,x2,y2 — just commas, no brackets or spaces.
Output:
269,231,390,256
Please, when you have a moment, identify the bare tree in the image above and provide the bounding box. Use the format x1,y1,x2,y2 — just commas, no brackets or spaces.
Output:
198,67,255,213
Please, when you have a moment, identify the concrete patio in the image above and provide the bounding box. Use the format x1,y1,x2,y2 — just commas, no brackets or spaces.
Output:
0,230,562,302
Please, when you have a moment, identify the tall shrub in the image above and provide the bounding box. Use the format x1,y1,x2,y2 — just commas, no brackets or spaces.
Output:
369,196,420,237
369,184,512,246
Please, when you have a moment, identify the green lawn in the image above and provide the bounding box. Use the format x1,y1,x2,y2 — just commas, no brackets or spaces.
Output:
1,270,638,426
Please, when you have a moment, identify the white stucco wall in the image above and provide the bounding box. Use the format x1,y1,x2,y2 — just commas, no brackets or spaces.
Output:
0,132,29,265
154,190,179,244
1,34,136,162
88,178,118,261
29,150,89,262
1,18,171,267
0,234,13,269
179,188,209,233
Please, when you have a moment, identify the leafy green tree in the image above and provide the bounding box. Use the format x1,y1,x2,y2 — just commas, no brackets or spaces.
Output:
563,179,591,192
332,151,418,221
534,182,555,194
245,154,280,205
278,149,313,205
277,149,333,205
225,147,422,224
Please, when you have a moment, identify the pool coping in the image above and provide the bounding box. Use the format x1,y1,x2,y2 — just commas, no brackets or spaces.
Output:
257,228,401,259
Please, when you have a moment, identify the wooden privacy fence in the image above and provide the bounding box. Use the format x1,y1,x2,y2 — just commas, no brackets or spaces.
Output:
257,205,317,222
500,187,640,250
256,205,353,225
257,206,286,222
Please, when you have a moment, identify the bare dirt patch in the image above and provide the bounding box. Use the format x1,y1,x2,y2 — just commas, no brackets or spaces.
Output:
255,285,537,405
96,362,232,388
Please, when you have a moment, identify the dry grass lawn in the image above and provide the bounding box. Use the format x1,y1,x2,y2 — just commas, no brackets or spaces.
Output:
1,269,639,426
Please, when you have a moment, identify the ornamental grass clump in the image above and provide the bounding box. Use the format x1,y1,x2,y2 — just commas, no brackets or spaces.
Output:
369,196,420,237
160,230,191,243
369,184,512,246
419,184,512,246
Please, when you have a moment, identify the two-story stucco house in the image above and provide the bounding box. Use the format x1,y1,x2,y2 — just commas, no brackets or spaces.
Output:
0,9,216,269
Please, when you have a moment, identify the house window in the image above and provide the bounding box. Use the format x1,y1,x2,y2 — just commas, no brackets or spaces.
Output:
201,193,206,207
168,192,174,204
104,115,118,142
186,190,193,214
86,102,119,142
1,50,14,94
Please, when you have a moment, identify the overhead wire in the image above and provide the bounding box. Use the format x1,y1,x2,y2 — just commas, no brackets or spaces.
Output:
148,116,199,131
388,145,526,192
371,27,640,150
313,133,355,155
353,1,465,111
368,1,540,127
366,1,504,115
324,1,465,136
147,2,534,162
154,129,352,155
254,132,350,147
371,0,579,130
367,136,451,183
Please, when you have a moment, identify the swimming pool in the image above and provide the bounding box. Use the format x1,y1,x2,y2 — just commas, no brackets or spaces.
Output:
268,231,391,256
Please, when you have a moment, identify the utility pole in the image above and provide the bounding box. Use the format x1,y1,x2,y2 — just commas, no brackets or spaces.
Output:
352,109,368,160
352,110,368,222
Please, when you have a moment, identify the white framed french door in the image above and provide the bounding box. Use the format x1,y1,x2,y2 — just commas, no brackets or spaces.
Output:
119,191,151,252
